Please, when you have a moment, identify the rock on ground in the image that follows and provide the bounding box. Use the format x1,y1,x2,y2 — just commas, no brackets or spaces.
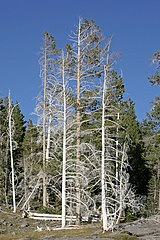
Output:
121,216,160,239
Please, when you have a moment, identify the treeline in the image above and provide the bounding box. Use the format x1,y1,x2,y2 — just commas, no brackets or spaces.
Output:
0,19,159,231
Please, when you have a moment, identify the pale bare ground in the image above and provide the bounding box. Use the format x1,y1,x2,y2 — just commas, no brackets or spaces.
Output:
29,216,160,240
118,215,160,239
0,209,160,239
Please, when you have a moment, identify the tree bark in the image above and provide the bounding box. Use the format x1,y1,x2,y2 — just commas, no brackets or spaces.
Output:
76,20,81,225
62,54,67,228
8,91,16,213
101,65,108,231
42,33,47,207
46,113,52,163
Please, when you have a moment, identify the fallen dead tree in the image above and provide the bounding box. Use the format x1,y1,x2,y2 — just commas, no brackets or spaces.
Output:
22,211,100,223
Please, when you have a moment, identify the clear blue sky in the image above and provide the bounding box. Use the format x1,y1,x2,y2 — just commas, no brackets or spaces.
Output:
0,0,159,122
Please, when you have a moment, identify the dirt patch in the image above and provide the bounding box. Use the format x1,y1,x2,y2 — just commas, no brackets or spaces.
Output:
0,210,159,240
117,216,160,239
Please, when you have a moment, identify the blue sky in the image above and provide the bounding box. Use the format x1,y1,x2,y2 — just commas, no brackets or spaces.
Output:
0,0,159,122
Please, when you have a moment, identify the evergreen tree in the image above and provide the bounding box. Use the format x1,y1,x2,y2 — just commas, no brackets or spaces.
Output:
37,32,60,207
22,120,42,209
12,103,26,170
67,18,109,224
120,99,149,196
0,97,9,205
143,51,160,215
0,97,25,207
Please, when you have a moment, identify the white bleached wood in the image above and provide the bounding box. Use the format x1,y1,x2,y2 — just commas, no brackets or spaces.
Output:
8,91,16,213
42,33,47,207
101,64,108,231
101,43,111,231
62,52,67,228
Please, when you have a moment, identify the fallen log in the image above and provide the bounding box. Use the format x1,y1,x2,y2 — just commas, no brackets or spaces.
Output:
22,211,100,223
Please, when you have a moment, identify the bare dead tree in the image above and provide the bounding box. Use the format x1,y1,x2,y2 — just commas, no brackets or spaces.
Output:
61,51,67,227
8,91,16,212
37,32,60,207
101,49,143,231
66,18,109,224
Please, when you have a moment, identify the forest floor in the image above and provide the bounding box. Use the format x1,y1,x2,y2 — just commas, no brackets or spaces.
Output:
0,209,160,240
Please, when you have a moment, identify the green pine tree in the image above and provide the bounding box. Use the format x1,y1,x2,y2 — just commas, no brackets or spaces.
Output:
120,99,149,195
143,51,160,215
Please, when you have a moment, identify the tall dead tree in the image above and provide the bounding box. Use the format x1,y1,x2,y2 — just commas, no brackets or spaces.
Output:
101,42,111,230
101,48,142,231
42,32,47,207
67,18,108,224
8,91,16,213
61,52,67,228
76,19,81,225
38,32,60,207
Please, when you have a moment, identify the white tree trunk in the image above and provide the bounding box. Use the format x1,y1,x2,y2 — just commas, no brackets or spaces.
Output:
46,113,52,163
101,44,111,231
8,91,16,213
101,65,108,231
62,53,67,228
76,19,81,225
42,34,47,207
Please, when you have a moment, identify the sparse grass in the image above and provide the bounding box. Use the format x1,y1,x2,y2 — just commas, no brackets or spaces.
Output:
0,229,139,240
0,210,139,240
99,231,139,240
111,233,139,240
0,227,98,240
